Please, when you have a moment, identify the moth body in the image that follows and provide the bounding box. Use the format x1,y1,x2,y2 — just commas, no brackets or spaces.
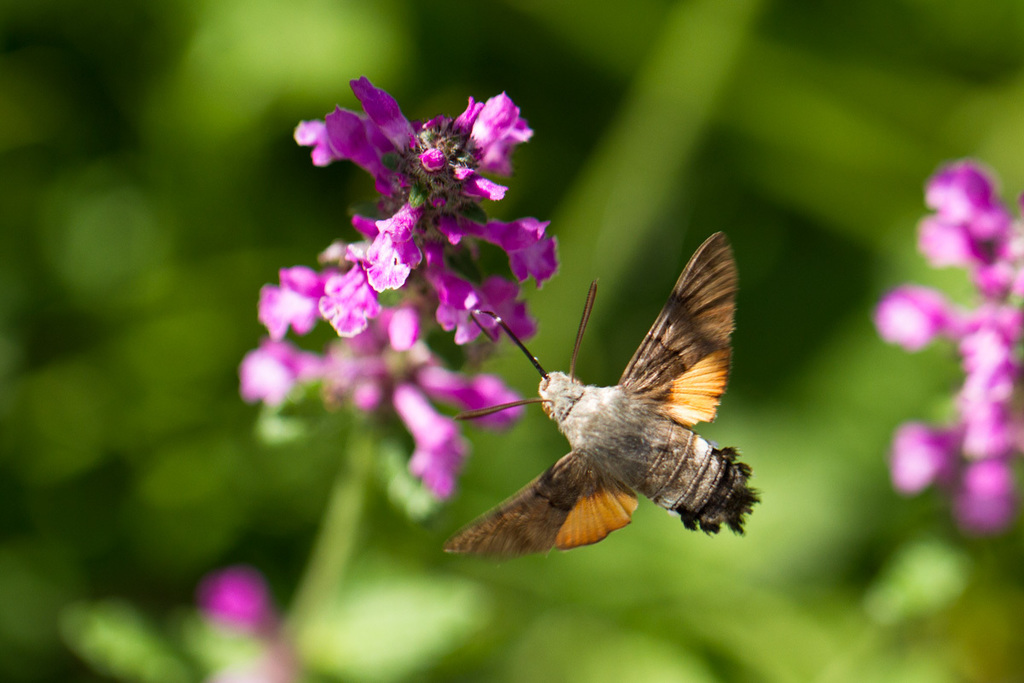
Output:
540,372,654,481
540,371,753,534
444,232,758,557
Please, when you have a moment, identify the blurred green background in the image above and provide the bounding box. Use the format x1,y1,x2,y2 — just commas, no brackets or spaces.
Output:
5,0,1024,681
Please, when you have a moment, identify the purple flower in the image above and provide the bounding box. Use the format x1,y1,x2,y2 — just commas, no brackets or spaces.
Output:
972,261,1015,298
417,365,523,429
430,267,482,345
959,327,1017,403
289,77,551,350
318,265,381,337
365,204,424,292
478,276,537,340
509,235,558,286
393,383,467,499
476,217,559,287
926,161,1005,232
960,400,1013,460
387,306,420,352
199,568,299,683
890,423,957,494
246,77,552,500
350,76,415,150
469,93,533,175
461,175,508,201
432,271,535,346
432,215,556,287
296,77,530,213
918,217,979,268
293,120,332,168
258,267,328,340
874,285,952,351
197,566,275,633
323,107,394,193
954,459,1019,535
878,159,1024,534
453,97,484,134
312,313,522,495
240,340,323,406
927,163,991,218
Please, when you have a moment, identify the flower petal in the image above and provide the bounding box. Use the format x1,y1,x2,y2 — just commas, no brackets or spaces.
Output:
323,107,385,171
509,236,558,287
239,340,323,406
890,422,957,494
429,268,483,344
453,96,484,134
954,459,1019,535
417,366,523,428
319,266,381,336
351,215,379,240
197,565,275,633
350,76,415,150
478,217,548,251
480,276,536,341
471,93,533,175
462,173,507,201
393,383,467,498
960,400,1013,460
294,120,335,167
926,161,999,224
365,231,422,292
874,285,951,351
917,217,980,268
387,306,420,351
375,203,423,242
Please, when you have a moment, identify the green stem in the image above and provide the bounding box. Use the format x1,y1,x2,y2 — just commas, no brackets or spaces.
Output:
286,421,375,637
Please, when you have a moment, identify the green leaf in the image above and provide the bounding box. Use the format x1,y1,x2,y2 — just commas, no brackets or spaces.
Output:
178,614,263,675
378,439,442,522
864,537,971,624
60,600,192,683
408,184,428,208
300,574,489,682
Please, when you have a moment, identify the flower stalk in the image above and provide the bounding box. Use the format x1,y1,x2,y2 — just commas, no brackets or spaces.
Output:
287,421,375,637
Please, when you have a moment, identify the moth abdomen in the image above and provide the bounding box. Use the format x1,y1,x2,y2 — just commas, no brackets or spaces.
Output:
673,446,757,534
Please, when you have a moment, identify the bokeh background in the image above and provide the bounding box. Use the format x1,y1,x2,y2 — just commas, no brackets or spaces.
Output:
5,0,1024,680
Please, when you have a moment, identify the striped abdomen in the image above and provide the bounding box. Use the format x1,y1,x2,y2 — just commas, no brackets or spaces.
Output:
638,426,757,534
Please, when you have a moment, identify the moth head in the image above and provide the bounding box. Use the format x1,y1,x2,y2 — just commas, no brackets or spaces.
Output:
540,376,554,418
538,371,583,422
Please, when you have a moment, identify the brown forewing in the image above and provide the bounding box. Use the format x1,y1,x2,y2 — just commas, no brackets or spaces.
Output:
618,232,737,426
444,451,637,558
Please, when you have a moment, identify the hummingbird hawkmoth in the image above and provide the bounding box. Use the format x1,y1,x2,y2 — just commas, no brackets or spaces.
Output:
445,232,757,557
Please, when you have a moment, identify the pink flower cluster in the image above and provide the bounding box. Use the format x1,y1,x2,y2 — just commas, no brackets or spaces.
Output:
240,78,552,498
875,161,1024,534
292,76,555,333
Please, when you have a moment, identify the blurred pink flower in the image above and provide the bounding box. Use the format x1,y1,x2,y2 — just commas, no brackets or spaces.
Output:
876,160,1024,534
197,565,275,633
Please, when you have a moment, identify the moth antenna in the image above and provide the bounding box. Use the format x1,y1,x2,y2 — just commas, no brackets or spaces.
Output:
455,397,551,420
472,309,547,379
469,311,500,342
570,280,598,381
